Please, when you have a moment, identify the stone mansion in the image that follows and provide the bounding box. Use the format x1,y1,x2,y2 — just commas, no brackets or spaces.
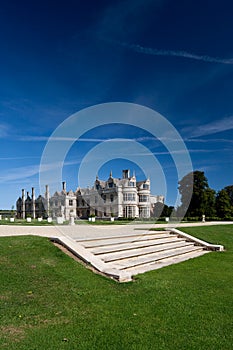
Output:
16,170,164,220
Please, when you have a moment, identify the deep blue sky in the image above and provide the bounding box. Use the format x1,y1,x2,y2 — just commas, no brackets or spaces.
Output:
1,0,233,209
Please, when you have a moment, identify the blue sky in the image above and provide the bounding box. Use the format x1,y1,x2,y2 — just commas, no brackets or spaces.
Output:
1,0,233,209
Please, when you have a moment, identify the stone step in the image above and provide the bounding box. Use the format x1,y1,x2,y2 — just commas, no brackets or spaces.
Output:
78,233,176,248
106,245,204,270
123,250,210,275
99,241,194,262
52,227,223,282
75,230,168,242
89,236,185,255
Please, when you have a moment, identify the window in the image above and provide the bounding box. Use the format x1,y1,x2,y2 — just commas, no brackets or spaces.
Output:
123,206,135,218
139,195,149,202
139,207,150,218
110,194,114,202
109,182,113,188
69,199,73,206
128,206,134,217
123,193,136,201
129,181,135,187
143,184,149,190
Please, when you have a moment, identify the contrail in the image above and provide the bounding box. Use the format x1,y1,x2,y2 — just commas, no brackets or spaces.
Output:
116,40,233,65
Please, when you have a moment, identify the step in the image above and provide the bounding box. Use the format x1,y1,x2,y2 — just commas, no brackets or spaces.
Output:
123,250,210,275
75,230,168,242
100,241,194,262
106,245,204,270
89,236,185,255
77,233,176,248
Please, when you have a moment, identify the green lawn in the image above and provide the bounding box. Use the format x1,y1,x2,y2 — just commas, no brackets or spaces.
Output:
0,219,55,226
0,225,232,349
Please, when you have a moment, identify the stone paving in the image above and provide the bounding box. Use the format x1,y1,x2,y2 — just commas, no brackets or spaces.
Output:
0,221,232,240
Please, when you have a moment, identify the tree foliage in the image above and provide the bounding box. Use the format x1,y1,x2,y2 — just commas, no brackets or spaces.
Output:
178,170,233,219
216,189,233,219
203,188,216,217
178,171,212,217
224,185,233,206
152,202,164,218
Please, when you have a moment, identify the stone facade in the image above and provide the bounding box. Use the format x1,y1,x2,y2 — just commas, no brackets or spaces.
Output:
16,170,164,220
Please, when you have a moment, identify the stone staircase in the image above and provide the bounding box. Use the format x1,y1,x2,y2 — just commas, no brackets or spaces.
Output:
53,228,224,282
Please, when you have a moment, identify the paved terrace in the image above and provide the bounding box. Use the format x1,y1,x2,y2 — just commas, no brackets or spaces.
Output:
0,221,232,240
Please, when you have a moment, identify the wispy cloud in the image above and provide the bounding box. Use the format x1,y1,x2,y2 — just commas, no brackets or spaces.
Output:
113,40,233,65
0,165,40,183
0,123,9,138
0,156,40,160
19,136,110,142
0,160,80,183
185,137,233,144
155,149,218,156
185,116,233,137
19,135,160,143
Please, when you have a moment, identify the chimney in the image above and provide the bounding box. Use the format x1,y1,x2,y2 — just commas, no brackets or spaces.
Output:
22,189,25,219
32,187,36,219
45,185,50,199
122,169,130,179
62,181,66,192
45,185,50,217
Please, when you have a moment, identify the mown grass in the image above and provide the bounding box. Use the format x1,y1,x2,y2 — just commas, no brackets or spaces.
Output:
0,225,232,349
0,219,55,226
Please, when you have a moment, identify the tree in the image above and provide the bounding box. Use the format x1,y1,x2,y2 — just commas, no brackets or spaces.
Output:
161,205,174,217
203,188,216,217
178,171,213,217
224,185,233,206
178,171,194,215
152,202,164,218
216,189,233,218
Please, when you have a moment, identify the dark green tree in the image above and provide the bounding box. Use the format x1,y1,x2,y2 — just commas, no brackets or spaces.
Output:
204,188,216,217
216,189,233,219
178,171,214,217
152,202,164,218
161,205,174,217
224,185,233,206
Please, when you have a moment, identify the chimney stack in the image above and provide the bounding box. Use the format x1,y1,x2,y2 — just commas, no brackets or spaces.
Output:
32,187,36,219
22,189,25,219
45,185,50,216
62,181,66,192
122,169,130,179
45,185,50,198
